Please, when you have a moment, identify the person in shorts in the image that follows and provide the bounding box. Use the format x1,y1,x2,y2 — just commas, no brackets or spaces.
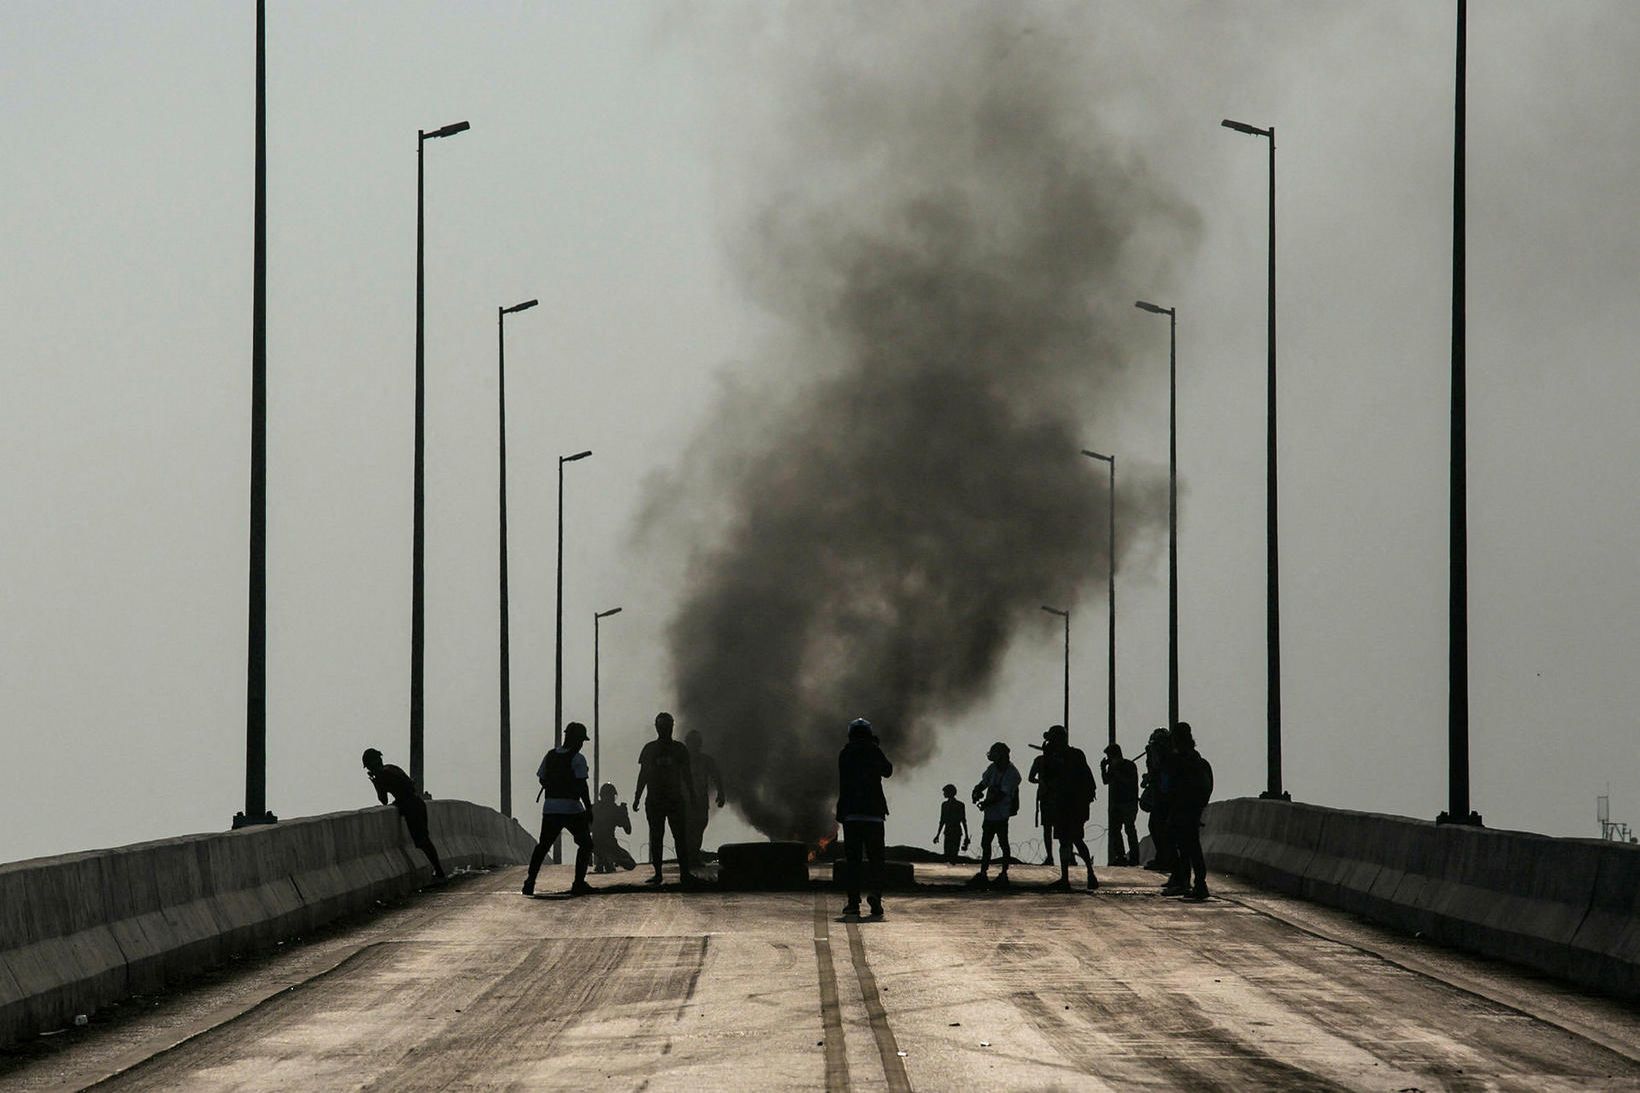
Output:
932,783,970,865
969,742,1020,887
522,722,595,897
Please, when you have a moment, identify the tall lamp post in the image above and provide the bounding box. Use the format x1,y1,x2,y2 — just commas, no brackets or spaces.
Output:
1081,450,1117,749
554,450,592,859
1041,606,1070,731
496,298,538,817
1135,300,1178,728
1439,0,1480,826
593,607,623,794
409,117,470,793
236,0,275,829
1222,116,1289,802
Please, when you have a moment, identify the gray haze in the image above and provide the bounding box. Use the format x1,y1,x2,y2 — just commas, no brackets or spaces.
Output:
647,8,1189,840
2,3,1638,864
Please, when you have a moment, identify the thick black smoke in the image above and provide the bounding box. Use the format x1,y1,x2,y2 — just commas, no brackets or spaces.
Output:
650,9,1197,840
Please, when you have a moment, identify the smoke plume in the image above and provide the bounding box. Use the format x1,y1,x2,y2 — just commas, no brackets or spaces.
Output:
648,7,1198,840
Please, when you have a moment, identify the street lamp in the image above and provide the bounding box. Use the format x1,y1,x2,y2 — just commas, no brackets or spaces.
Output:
1222,116,1288,802
553,449,592,862
1135,300,1178,728
409,116,470,793
235,0,275,830
1439,1,1480,826
593,607,623,794
1041,606,1070,731
496,298,538,817
1081,450,1116,750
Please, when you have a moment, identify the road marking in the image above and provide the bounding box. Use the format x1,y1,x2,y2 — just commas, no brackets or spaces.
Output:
844,921,912,1092
811,896,852,1092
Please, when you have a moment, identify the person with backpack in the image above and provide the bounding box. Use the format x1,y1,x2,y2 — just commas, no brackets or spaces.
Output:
969,741,1021,887
1039,725,1099,891
1162,721,1214,901
521,722,595,898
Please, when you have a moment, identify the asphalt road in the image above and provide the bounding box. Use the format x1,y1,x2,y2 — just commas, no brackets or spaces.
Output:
8,863,1640,1091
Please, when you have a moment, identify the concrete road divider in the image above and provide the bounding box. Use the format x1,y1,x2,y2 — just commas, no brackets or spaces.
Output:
0,801,534,1046
1201,798,1640,1002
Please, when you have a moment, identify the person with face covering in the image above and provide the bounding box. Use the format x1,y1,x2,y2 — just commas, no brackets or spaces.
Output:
969,741,1021,887
836,717,894,918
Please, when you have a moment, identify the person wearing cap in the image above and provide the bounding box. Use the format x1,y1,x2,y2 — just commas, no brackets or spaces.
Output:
969,741,1021,887
836,717,893,918
1101,743,1141,866
362,747,447,882
522,722,596,897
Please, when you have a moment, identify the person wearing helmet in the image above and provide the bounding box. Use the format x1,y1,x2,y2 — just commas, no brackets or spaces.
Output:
1139,726,1177,873
362,748,446,882
522,722,596,898
591,782,637,874
932,783,970,865
969,741,1021,887
836,717,893,918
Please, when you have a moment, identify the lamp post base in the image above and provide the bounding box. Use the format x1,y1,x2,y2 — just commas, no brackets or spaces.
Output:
1258,790,1292,801
1436,810,1483,826
231,810,279,829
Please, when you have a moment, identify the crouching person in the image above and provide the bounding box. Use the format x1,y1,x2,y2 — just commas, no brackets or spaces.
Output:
522,722,595,898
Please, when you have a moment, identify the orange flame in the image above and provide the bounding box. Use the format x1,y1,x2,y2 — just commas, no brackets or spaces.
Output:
807,826,840,863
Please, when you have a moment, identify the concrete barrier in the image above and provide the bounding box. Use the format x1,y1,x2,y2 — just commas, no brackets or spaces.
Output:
0,800,534,1046
1201,797,1640,1002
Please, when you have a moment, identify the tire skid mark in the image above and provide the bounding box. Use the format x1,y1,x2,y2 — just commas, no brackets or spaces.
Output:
844,921,911,1092
811,895,852,1092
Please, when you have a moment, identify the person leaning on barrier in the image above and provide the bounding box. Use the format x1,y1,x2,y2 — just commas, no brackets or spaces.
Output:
836,717,893,919
522,722,596,898
362,748,447,882
1162,721,1213,901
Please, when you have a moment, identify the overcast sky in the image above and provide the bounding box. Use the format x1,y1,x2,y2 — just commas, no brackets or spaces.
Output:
3,1,1637,864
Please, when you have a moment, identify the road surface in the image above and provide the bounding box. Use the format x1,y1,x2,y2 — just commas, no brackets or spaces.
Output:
5,863,1638,1091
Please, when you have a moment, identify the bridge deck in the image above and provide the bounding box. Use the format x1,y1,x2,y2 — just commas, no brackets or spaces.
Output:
6,864,1638,1091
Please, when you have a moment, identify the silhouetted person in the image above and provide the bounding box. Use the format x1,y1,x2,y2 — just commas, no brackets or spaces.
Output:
1026,730,1055,866
683,729,726,867
634,712,696,886
1139,727,1176,873
969,741,1020,887
836,717,892,918
362,748,446,881
1163,721,1213,900
1038,725,1098,891
932,783,969,865
1101,743,1141,865
591,782,637,874
522,722,595,897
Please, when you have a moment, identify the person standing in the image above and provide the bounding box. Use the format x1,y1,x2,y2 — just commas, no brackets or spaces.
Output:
1164,722,1214,900
1039,725,1098,891
1140,727,1176,873
1026,731,1055,866
362,748,447,882
932,783,970,865
1101,743,1141,866
521,722,596,897
836,717,893,918
683,729,726,867
969,742,1021,887
633,712,696,886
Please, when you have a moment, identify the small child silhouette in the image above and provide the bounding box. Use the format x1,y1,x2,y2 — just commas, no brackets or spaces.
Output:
932,783,970,865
